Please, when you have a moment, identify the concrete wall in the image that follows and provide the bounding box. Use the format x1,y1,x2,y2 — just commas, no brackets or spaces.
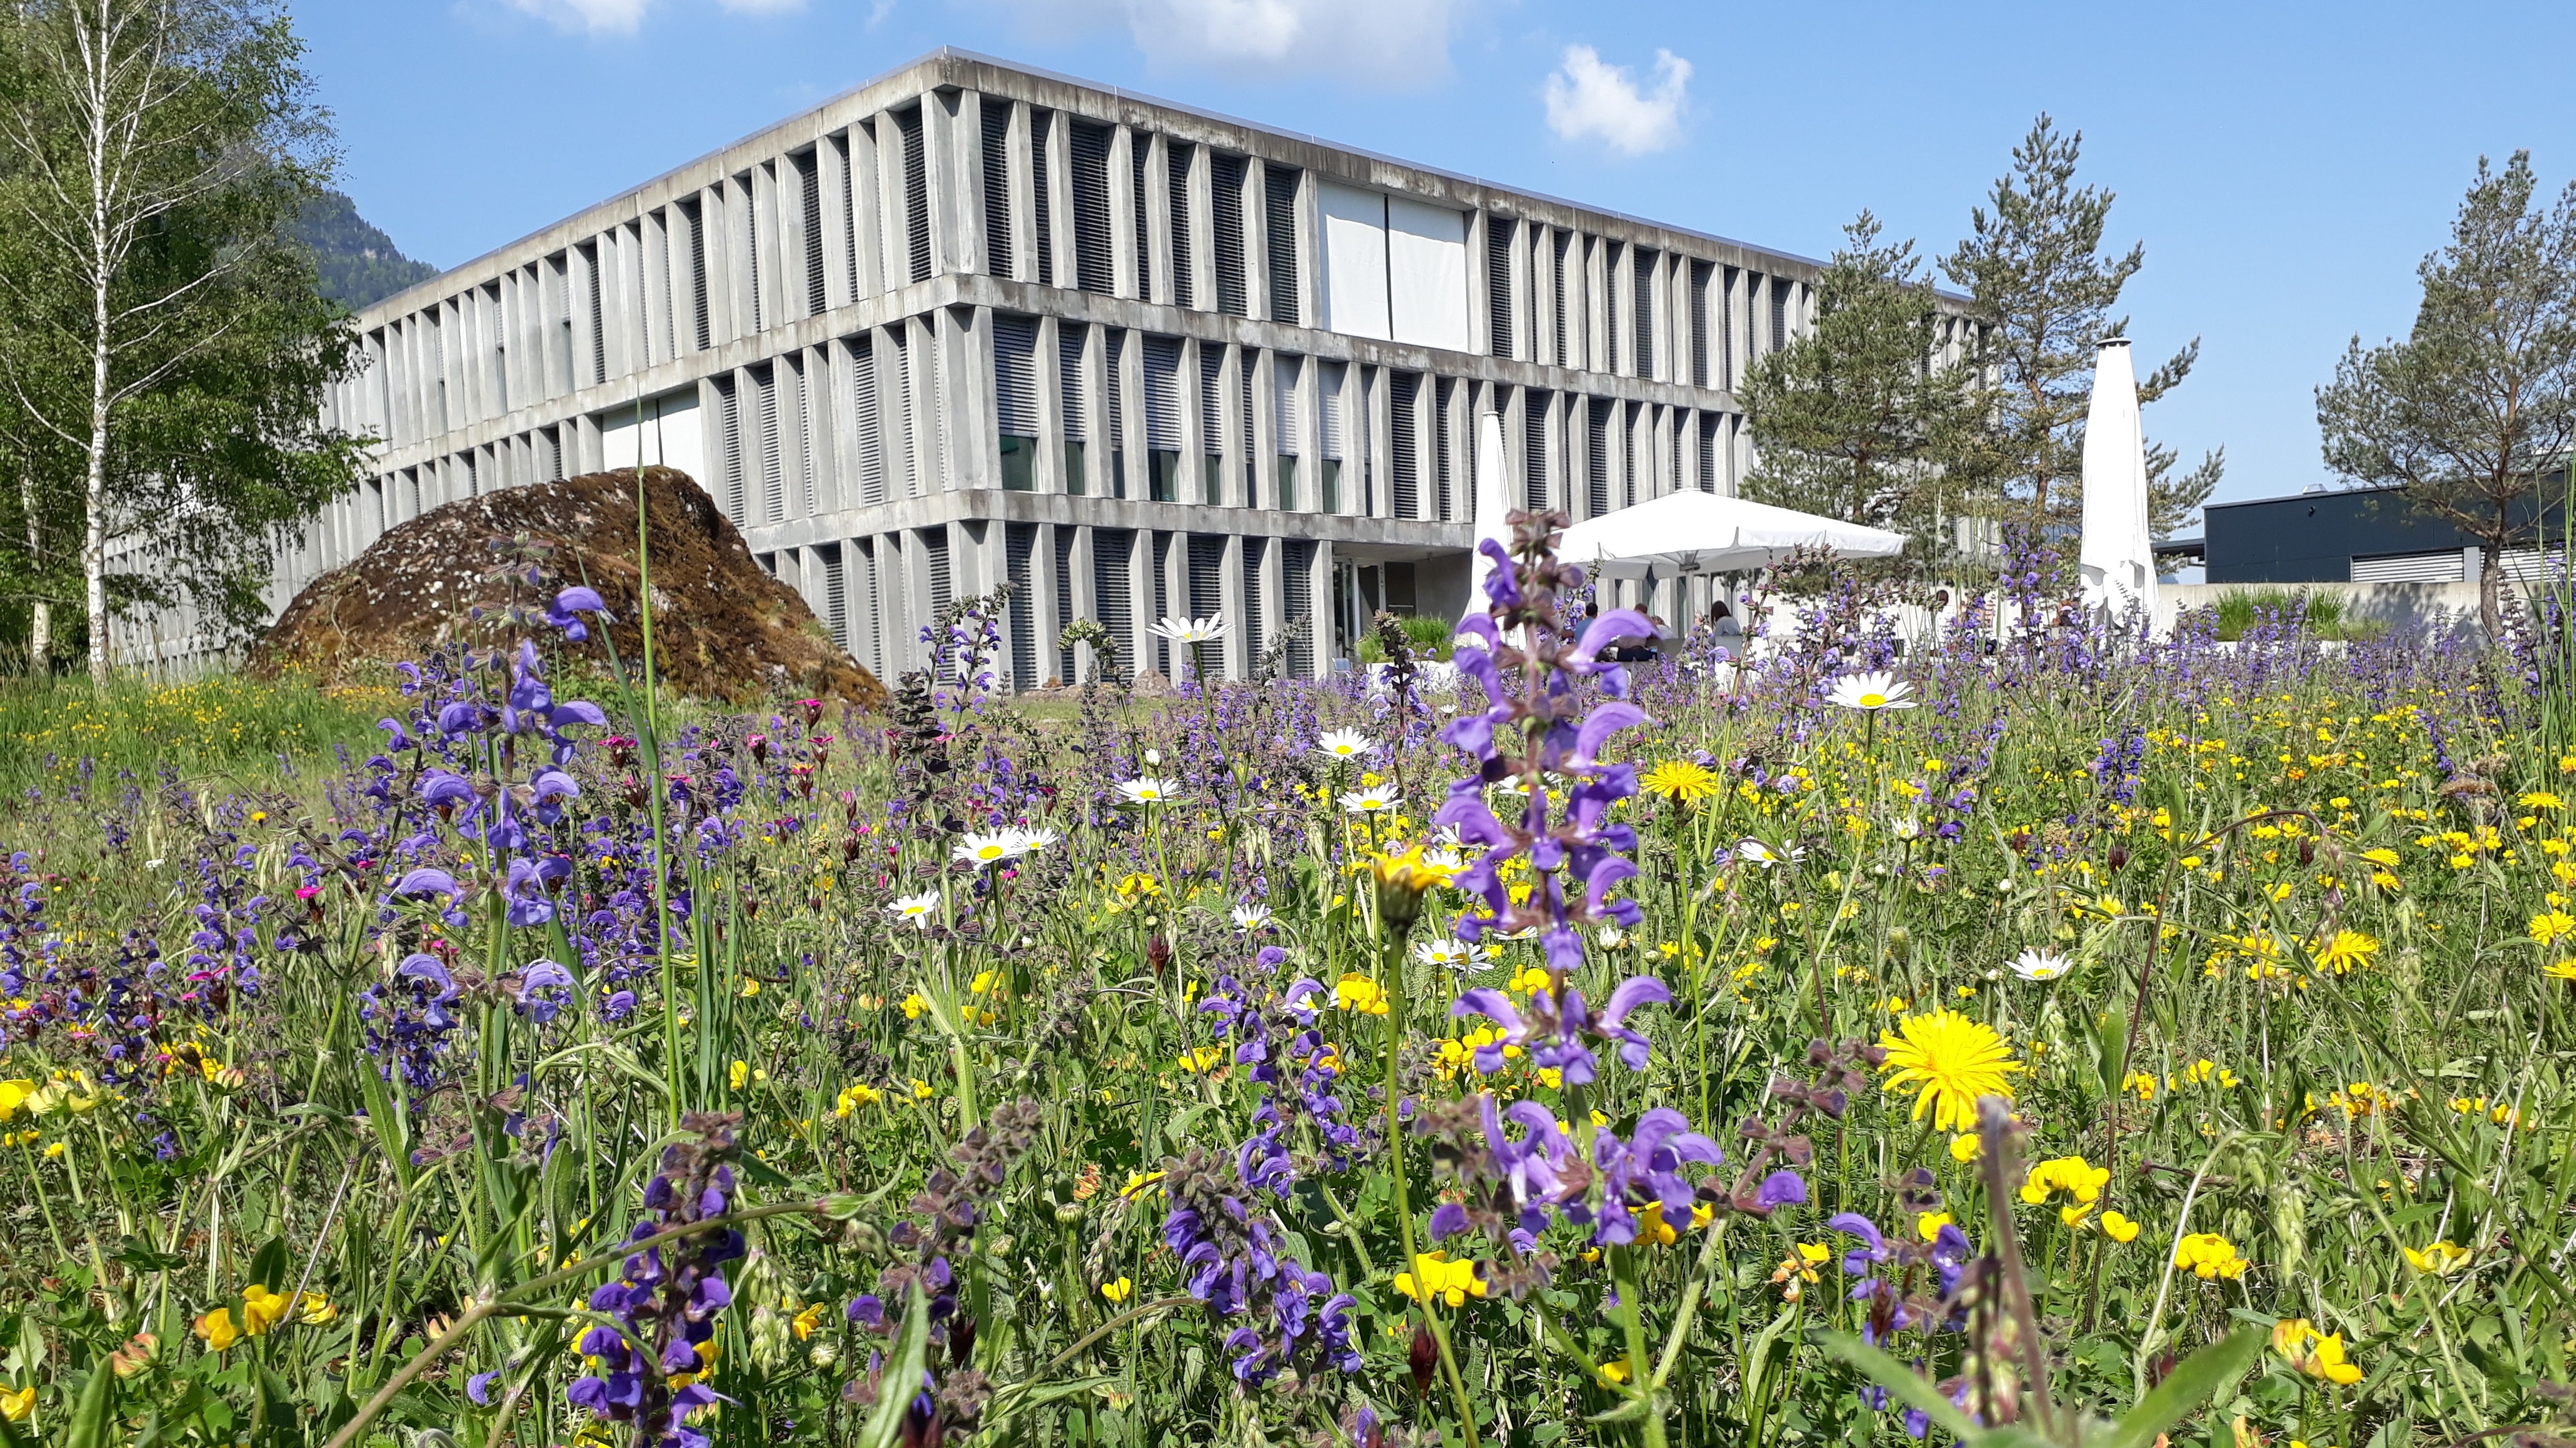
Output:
2153,580,2491,642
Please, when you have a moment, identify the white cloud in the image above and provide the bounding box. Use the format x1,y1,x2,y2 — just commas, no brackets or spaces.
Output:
991,0,1467,88
1542,44,1690,156
504,0,803,34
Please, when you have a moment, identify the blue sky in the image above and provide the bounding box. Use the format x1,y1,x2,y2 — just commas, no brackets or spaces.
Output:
296,0,2576,515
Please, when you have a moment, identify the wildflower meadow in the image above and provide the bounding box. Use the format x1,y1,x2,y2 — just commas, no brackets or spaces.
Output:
1,513,2570,1448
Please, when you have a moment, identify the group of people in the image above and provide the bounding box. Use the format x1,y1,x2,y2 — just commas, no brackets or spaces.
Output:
1584,598,1747,664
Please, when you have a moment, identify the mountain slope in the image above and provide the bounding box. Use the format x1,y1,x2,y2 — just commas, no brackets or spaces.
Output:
292,190,437,311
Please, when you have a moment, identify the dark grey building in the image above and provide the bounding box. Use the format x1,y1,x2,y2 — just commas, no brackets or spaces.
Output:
2205,486,2564,584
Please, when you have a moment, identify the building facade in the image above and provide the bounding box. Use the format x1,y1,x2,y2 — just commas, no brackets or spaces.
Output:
248,49,1946,685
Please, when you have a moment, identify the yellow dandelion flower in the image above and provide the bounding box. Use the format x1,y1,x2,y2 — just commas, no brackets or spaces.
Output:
1876,1009,2022,1132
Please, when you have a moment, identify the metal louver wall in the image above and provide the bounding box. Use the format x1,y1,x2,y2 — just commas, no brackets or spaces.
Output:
1524,390,1550,512
1690,260,1712,388
817,542,846,648
1264,166,1300,325
896,107,931,286
1131,137,1151,297
1142,337,1182,450
739,175,763,334
713,374,743,522
1633,249,1657,377
682,199,710,351
1199,346,1225,455
1244,540,1265,665
1070,120,1113,293
1586,397,1609,516
1697,420,1717,492
790,356,812,515
1487,218,1515,359
980,102,1012,279
993,314,1040,437
800,152,827,315
1104,329,1126,485
1433,379,1453,522
1168,143,1194,307
1005,523,1037,689
1390,372,1420,519
1551,231,1572,367
1769,278,1787,354
582,244,605,386
889,329,915,495
1053,527,1077,682
1319,362,1344,459
849,338,884,505
1031,112,1055,286
1188,534,1224,619
925,528,954,677
751,362,783,523
1092,528,1133,661
1211,154,1248,317
1283,539,1315,678
834,133,857,303
1148,530,1172,675
855,538,881,675
1604,244,1622,379
1059,324,1088,442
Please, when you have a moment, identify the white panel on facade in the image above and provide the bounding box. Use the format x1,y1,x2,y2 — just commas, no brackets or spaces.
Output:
1318,180,1390,341
599,388,705,485
2350,551,2465,584
1387,196,1468,352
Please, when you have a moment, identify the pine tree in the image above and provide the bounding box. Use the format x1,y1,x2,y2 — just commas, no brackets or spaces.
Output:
1943,116,2221,542
1739,212,1983,570
2315,151,2576,638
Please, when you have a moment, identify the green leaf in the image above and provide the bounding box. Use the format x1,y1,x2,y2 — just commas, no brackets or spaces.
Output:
245,1237,290,1296
2102,1326,2268,1448
855,1288,931,1448
62,1364,116,1448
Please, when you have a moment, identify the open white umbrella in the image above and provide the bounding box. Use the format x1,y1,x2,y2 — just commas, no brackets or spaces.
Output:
2078,338,2159,621
1554,489,1907,580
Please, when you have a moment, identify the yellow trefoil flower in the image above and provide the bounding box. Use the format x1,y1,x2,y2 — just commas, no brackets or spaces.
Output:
1100,1277,1134,1305
0,1384,31,1422
1393,1251,1486,1309
1334,973,1390,1015
2273,1318,2364,1385
2101,1210,2142,1243
193,1307,241,1351
2402,1240,2471,1276
2174,1232,2249,1280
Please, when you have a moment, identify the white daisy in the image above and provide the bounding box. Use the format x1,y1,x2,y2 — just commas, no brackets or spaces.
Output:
1013,826,1061,854
886,891,939,928
1231,903,1276,932
953,830,1030,868
1314,729,1378,762
1825,671,1916,712
1413,936,1485,971
1340,784,1403,815
1423,846,1469,876
1596,925,1630,950
1149,614,1230,644
1116,777,1183,807
2009,948,2072,982
1735,838,1806,868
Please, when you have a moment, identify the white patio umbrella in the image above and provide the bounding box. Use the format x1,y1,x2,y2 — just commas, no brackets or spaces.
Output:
2078,338,2159,621
1553,489,1908,580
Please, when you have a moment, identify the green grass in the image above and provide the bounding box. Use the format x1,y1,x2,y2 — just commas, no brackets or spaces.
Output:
2208,586,2388,641
0,670,389,795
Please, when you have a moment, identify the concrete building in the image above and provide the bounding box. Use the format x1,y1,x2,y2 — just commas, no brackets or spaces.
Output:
248,49,1968,685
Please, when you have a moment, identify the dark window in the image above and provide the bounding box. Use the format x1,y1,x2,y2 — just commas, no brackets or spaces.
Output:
739,173,763,333
817,540,847,648
980,102,1012,279
1769,278,1788,354
1060,323,1087,495
1244,540,1266,668
1604,243,1622,377
1092,527,1133,654
1487,218,1515,359
1070,120,1113,293
925,527,954,676
1105,326,1126,497
1199,344,1226,504
1264,165,1300,325
895,106,930,285
1433,378,1453,522
580,242,605,386
1552,231,1573,366
1211,153,1249,317
751,361,783,522
1143,334,1182,502
713,374,743,521
1189,533,1224,620
1053,526,1077,681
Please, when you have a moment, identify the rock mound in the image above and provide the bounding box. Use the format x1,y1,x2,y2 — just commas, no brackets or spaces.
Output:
251,467,886,709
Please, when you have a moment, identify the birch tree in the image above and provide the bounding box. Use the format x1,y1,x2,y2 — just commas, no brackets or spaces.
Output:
0,0,359,679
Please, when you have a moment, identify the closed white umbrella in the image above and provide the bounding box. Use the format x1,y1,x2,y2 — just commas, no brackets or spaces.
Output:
2079,338,2158,620
1461,411,1513,623
1554,489,1907,580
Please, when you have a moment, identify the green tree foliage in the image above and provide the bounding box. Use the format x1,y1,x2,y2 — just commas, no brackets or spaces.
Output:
2316,150,2576,638
0,0,364,678
291,187,435,310
1943,116,2222,541
1739,212,1983,569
